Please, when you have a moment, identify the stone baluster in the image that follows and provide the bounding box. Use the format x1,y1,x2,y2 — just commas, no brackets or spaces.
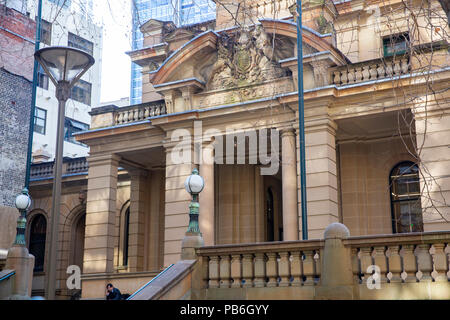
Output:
416,244,433,282
117,112,123,125
387,245,402,283
376,63,385,79
333,71,341,85
385,61,393,76
302,250,315,285
254,253,266,288
266,252,278,287
393,60,401,76
123,110,129,123
290,251,302,286
134,108,139,121
400,57,409,74
242,254,254,288
130,110,135,122
314,251,321,283
144,107,149,118
369,64,378,80
347,68,355,83
355,66,363,83
340,70,348,85
401,245,417,282
219,255,231,288
431,243,448,282
359,247,373,283
362,65,370,81
278,251,290,287
230,254,242,288
201,256,209,288
351,248,361,284
372,246,388,283
208,256,220,288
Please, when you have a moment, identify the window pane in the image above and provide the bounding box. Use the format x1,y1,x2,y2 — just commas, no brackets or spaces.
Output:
390,162,422,233
68,32,94,56
70,80,92,105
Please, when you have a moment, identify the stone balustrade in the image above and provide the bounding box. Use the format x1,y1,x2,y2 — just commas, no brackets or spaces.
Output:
195,229,450,299
30,161,54,180
331,55,411,86
197,240,323,289
114,102,166,126
66,157,89,174
30,157,88,180
346,231,450,285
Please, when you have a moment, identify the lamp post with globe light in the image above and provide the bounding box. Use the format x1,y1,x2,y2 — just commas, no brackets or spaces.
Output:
181,168,205,260
34,46,94,300
5,188,34,299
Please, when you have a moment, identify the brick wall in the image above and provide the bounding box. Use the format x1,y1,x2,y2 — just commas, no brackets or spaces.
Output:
0,68,32,207
0,4,36,80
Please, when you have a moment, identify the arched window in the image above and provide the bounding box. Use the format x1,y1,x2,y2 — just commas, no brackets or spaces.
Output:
123,207,130,266
390,162,423,233
29,214,47,272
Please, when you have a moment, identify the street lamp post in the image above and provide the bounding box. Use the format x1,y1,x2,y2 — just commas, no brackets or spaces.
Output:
13,188,32,246
5,188,33,299
181,168,205,260
34,46,94,300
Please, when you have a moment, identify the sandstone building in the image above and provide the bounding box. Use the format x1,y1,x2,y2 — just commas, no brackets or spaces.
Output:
3,0,449,299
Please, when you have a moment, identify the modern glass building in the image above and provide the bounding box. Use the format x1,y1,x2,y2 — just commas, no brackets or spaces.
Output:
130,0,216,105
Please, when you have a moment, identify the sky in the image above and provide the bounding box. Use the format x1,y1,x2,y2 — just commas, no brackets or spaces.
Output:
93,0,133,104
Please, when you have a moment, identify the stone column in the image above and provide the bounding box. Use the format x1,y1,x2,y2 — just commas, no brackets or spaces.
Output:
199,141,215,246
83,154,119,274
297,118,339,239
414,109,450,230
164,143,193,266
281,128,299,241
128,169,148,272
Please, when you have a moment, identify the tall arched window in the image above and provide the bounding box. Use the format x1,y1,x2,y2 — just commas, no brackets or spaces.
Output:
390,162,423,233
29,214,47,272
123,207,130,266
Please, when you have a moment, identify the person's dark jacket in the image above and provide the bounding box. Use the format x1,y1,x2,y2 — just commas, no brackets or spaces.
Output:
106,287,122,300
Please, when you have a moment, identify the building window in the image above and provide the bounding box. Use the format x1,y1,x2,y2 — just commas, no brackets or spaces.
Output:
37,65,49,90
390,161,423,233
70,79,92,106
29,214,47,272
383,33,409,57
34,107,47,135
68,32,94,56
64,117,89,145
36,18,52,46
123,208,130,266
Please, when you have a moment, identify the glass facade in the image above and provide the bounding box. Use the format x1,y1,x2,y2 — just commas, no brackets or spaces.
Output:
130,0,215,105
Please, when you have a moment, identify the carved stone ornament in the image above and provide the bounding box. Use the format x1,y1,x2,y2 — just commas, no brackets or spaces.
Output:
207,26,286,90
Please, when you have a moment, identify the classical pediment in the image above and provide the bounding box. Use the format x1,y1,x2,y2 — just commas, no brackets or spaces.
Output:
140,19,175,33
165,28,196,43
206,26,290,91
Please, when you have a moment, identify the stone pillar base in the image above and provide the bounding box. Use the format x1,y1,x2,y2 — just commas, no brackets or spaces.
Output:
181,233,204,260
5,245,35,298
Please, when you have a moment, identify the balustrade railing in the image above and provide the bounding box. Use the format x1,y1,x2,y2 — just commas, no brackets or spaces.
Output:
332,55,411,86
347,231,450,285
197,240,323,289
66,157,89,174
30,162,54,179
30,157,88,180
114,102,166,125
196,231,450,291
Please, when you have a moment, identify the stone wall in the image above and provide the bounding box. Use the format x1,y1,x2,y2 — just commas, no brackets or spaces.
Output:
0,68,32,207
